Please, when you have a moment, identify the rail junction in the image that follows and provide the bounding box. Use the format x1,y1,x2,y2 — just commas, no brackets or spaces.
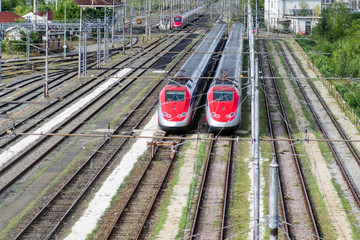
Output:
0,2,359,240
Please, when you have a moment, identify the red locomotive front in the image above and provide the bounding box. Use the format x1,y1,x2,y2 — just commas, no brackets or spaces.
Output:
172,15,183,29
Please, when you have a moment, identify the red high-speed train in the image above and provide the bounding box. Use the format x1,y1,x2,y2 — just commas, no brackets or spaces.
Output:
172,6,204,29
158,24,227,131
206,23,244,132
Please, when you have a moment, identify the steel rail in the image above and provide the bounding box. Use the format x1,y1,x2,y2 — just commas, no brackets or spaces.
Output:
14,77,162,240
258,40,289,236
0,40,145,113
104,136,181,240
0,33,176,144
11,27,203,239
267,40,320,238
278,41,360,207
0,38,140,79
220,139,233,240
0,33,187,195
189,138,215,240
284,41,360,168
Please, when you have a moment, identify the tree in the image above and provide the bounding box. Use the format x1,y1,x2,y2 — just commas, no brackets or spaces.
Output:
53,0,80,20
299,0,309,16
83,7,113,20
2,0,26,11
13,4,33,16
312,2,352,42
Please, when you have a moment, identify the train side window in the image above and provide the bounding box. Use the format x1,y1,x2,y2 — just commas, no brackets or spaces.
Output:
214,91,233,101
166,91,185,102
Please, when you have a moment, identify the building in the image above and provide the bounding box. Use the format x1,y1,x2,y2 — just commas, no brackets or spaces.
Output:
23,11,54,22
265,0,322,35
265,0,360,35
0,11,24,23
74,0,123,8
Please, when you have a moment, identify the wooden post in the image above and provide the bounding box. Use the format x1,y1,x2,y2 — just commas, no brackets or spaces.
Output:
147,141,180,158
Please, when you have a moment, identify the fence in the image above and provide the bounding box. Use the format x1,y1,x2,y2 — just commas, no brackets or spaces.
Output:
290,38,360,127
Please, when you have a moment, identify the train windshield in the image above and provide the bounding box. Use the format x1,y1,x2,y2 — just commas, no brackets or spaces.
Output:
214,91,233,101
166,91,185,102
174,17,182,22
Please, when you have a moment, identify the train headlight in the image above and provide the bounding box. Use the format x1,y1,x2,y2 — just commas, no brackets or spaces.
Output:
226,112,236,119
163,112,172,118
177,112,187,118
211,112,220,119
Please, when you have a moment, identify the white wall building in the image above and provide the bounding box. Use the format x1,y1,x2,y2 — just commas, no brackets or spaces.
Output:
265,0,322,35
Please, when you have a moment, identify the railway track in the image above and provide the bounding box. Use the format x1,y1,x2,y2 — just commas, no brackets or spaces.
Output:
278,40,360,208
0,32,185,143
188,137,233,240
1,26,207,239
0,41,139,80
102,136,181,240
13,74,163,239
0,42,138,113
259,40,320,239
0,30,202,195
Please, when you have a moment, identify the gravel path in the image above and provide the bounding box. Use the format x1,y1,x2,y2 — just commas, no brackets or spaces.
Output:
156,135,201,239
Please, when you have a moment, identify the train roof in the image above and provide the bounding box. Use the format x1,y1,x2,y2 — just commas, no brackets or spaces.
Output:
214,23,244,83
174,23,227,80
177,5,204,19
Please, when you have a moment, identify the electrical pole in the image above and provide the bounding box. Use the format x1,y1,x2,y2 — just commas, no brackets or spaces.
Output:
254,57,260,240
34,0,37,30
112,0,115,47
26,28,30,62
130,1,133,50
170,0,173,29
83,25,87,76
248,0,260,238
267,0,270,37
44,12,49,97
78,7,82,77
64,1,67,58
149,0,152,39
123,1,126,52
104,6,109,64
269,155,279,240
256,0,258,30
145,0,149,40
0,28,2,85
97,20,101,68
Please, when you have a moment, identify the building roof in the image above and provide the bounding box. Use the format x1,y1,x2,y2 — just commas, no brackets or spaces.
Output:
37,11,54,21
0,11,24,23
291,9,314,16
75,0,122,6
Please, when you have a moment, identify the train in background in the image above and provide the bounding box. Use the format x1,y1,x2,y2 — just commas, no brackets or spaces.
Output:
172,6,204,29
206,23,244,132
158,24,227,131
